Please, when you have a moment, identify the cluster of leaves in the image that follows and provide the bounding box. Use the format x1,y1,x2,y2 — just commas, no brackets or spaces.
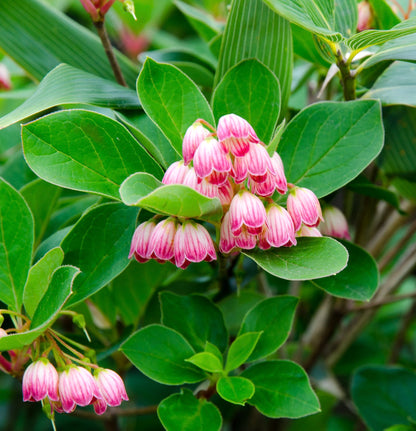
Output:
0,0,416,430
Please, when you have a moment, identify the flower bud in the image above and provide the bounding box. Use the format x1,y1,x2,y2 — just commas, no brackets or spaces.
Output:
319,205,350,240
287,186,323,231
22,359,59,403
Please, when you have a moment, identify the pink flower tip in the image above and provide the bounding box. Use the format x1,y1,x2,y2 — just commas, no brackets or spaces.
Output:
94,368,128,413
287,186,323,232
174,221,217,269
319,206,350,240
22,359,59,403
182,121,211,165
217,114,260,156
58,366,101,413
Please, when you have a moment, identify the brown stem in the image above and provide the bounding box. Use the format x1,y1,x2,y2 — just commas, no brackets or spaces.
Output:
350,290,416,311
326,243,416,367
378,218,416,272
71,405,158,421
93,19,127,87
388,300,416,363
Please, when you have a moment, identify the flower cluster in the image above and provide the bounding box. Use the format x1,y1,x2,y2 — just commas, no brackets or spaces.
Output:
22,359,128,415
129,114,324,268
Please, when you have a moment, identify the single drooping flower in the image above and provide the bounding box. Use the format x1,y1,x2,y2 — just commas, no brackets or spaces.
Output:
319,205,351,240
217,114,259,156
59,366,101,413
287,186,323,231
93,368,129,414
228,190,266,236
183,168,219,199
129,220,157,263
162,160,191,185
149,217,178,263
182,121,211,165
193,137,232,185
22,359,59,403
232,142,276,184
357,1,373,31
174,221,217,269
297,225,322,237
0,64,12,91
259,204,296,249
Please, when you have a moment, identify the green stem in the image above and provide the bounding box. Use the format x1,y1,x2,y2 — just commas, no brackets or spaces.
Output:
336,51,356,101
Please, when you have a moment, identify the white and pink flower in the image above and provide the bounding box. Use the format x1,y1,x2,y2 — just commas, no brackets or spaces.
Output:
22,359,59,403
59,366,101,413
182,121,211,165
297,225,322,237
129,220,157,263
287,186,323,231
150,217,178,263
193,137,232,185
93,368,129,414
162,161,191,185
228,190,266,236
217,114,259,156
319,206,350,240
259,204,296,249
174,221,216,269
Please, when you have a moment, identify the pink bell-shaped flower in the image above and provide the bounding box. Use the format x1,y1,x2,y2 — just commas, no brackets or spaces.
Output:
58,366,101,413
129,220,157,263
234,229,257,250
182,121,211,165
319,206,350,240
259,204,296,249
232,142,276,184
93,368,129,414
219,211,237,254
217,114,259,156
228,190,266,236
174,221,217,269
162,161,191,185
297,224,322,237
149,217,178,263
183,168,219,199
287,186,323,231
0,64,12,91
217,179,234,208
193,137,232,185
22,359,59,403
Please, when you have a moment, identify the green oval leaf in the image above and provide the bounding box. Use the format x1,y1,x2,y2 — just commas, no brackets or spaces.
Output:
23,247,64,318
0,64,140,130
120,173,223,223
186,352,223,373
213,59,280,143
217,376,255,406
158,388,222,431
137,57,214,155
352,366,416,431
121,325,206,385
238,296,298,362
0,265,79,351
241,360,320,418
22,110,163,200
0,178,34,312
62,203,138,307
278,100,384,198
215,0,292,114
244,237,348,280
225,332,262,372
310,240,379,301
160,292,228,352
263,0,343,42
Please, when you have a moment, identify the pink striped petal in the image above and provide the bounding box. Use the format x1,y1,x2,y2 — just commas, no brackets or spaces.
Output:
150,218,177,261
217,114,259,156
297,225,322,237
174,221,216,268
229,190,266,236
287,186,323,231
182,121,211,165
271,152,287,194
95,368,129,407
219,211,237,254
129,220,156,262
22,359,59,403
264,204,296,248
234,229,257,249
193,137,232,182
319,206,350,239
162,161,191,185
